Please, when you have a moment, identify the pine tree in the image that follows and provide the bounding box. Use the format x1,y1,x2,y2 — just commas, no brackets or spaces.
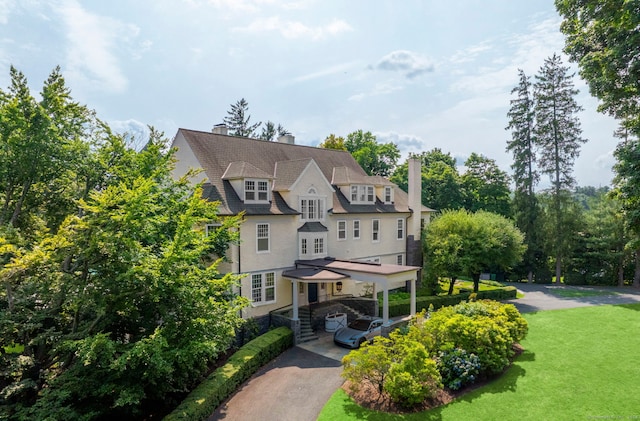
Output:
533,53,587,284
221,98,261,137
506,69,546,282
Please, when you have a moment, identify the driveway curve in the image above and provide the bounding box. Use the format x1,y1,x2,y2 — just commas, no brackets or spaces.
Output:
209,283,640,421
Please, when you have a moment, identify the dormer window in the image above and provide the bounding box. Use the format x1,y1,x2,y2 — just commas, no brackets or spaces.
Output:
350,185,375,204
384,186,393,204
245,179,269,203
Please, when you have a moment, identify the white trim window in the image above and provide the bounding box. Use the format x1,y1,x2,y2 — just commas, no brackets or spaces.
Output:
397,218,405,240
245,179,269,203
251,271,275,304
299,232,328,259
337,220,347,240
300,188,325,221
353,220,360,239
372,219,380,242
256,223,270,253
314,237,325,254
350,185,375,204
397,254,404,265
384,186,393,204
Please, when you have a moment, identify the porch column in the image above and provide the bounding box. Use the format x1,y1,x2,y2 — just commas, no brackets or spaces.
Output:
292,280,299,321
382,284,389,325
371,282,377,299
410,277,416,316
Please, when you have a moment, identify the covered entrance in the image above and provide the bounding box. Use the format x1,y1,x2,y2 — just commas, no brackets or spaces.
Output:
283,257,419,326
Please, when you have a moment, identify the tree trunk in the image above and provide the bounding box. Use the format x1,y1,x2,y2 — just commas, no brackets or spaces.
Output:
448,276,457,295
555,254,562,285
528,270,533,283
9,179,32,228
472,273,480,293
634,248,640,289
618,254,625,287
6,283,13,312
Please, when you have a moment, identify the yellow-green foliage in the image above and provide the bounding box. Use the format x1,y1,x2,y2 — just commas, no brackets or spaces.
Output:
342,331,442,407
164,327,293,421
410,300,528,374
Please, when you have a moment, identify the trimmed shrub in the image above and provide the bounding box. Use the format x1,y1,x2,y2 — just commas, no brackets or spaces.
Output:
164,327,293,421
407,300,527,375
383,287,517,318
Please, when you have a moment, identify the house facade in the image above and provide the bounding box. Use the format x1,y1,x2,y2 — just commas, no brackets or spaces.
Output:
170,127,431,328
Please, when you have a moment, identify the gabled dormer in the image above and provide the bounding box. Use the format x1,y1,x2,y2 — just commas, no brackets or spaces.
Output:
332,166,391,205
222,161,273,204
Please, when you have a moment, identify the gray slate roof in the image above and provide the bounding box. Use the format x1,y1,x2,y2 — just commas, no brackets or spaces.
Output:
176,128,430,216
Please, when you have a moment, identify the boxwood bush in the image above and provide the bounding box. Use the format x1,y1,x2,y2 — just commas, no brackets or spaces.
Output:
382,287,517,318
164,326,293,421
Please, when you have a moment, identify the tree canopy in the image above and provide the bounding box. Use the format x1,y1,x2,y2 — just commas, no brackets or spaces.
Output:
1,67,248,419
343,130,400,177
423,210,525,293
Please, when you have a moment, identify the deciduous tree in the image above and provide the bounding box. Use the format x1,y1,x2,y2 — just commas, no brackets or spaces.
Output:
460,153,511,217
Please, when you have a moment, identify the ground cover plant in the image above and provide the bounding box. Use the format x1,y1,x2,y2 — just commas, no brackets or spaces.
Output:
319,303,640,420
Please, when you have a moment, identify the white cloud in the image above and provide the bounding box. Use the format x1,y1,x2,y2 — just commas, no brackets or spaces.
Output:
110,118,150,150
55,0,133,93
375,131,425,155
233,16,353,40
373,50,435,79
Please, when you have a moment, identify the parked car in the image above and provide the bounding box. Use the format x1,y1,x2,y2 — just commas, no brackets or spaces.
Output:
333,316,384,349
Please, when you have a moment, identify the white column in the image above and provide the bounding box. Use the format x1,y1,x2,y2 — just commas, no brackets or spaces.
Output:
371,282,377,299
410,278,416,316
292,281,299,320
382,284,389,324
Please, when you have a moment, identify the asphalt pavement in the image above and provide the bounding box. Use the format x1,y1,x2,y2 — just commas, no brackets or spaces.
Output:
209,283,640,421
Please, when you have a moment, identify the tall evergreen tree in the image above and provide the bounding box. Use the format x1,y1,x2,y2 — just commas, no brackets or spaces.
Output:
506,69,546,282
221,98,261,137
534,53,587,284
258,121,290,141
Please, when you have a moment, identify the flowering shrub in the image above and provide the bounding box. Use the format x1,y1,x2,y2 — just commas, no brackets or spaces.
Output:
436,348,481,390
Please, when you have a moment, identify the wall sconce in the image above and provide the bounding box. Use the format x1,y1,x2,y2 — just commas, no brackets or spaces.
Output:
336,281,343,293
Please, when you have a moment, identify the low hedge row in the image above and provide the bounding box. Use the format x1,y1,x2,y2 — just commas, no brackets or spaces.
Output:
164,326,293,421
381,286,517,318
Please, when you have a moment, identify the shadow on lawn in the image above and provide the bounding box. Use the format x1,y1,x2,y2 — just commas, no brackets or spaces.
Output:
339,350,534,421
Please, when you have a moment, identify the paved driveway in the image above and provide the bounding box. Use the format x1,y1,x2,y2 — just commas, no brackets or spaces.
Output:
209,283,640,421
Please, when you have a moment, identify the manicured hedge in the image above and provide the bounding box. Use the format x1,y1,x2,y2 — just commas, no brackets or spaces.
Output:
164,326,293,421
381,287,517,318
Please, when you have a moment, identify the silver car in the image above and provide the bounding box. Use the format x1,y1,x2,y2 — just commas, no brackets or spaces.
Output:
333,316,384,349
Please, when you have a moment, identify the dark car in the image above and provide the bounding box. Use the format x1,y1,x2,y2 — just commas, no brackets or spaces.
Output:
333,316,384,349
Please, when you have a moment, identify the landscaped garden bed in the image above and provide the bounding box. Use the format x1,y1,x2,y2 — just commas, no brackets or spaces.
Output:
340,299,528,413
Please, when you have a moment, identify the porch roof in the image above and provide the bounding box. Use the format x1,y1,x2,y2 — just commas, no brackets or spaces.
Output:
282,267,349,283
294,257,420,277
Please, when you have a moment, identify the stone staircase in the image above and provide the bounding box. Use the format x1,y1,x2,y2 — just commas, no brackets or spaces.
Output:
298,307,319,343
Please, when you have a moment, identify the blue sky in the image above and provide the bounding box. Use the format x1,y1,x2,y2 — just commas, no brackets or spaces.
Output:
0,0,619,187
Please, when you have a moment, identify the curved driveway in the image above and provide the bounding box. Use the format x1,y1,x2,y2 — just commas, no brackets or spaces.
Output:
209,283,640,421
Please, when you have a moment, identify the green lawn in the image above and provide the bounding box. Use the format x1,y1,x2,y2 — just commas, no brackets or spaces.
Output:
318,303,640,421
